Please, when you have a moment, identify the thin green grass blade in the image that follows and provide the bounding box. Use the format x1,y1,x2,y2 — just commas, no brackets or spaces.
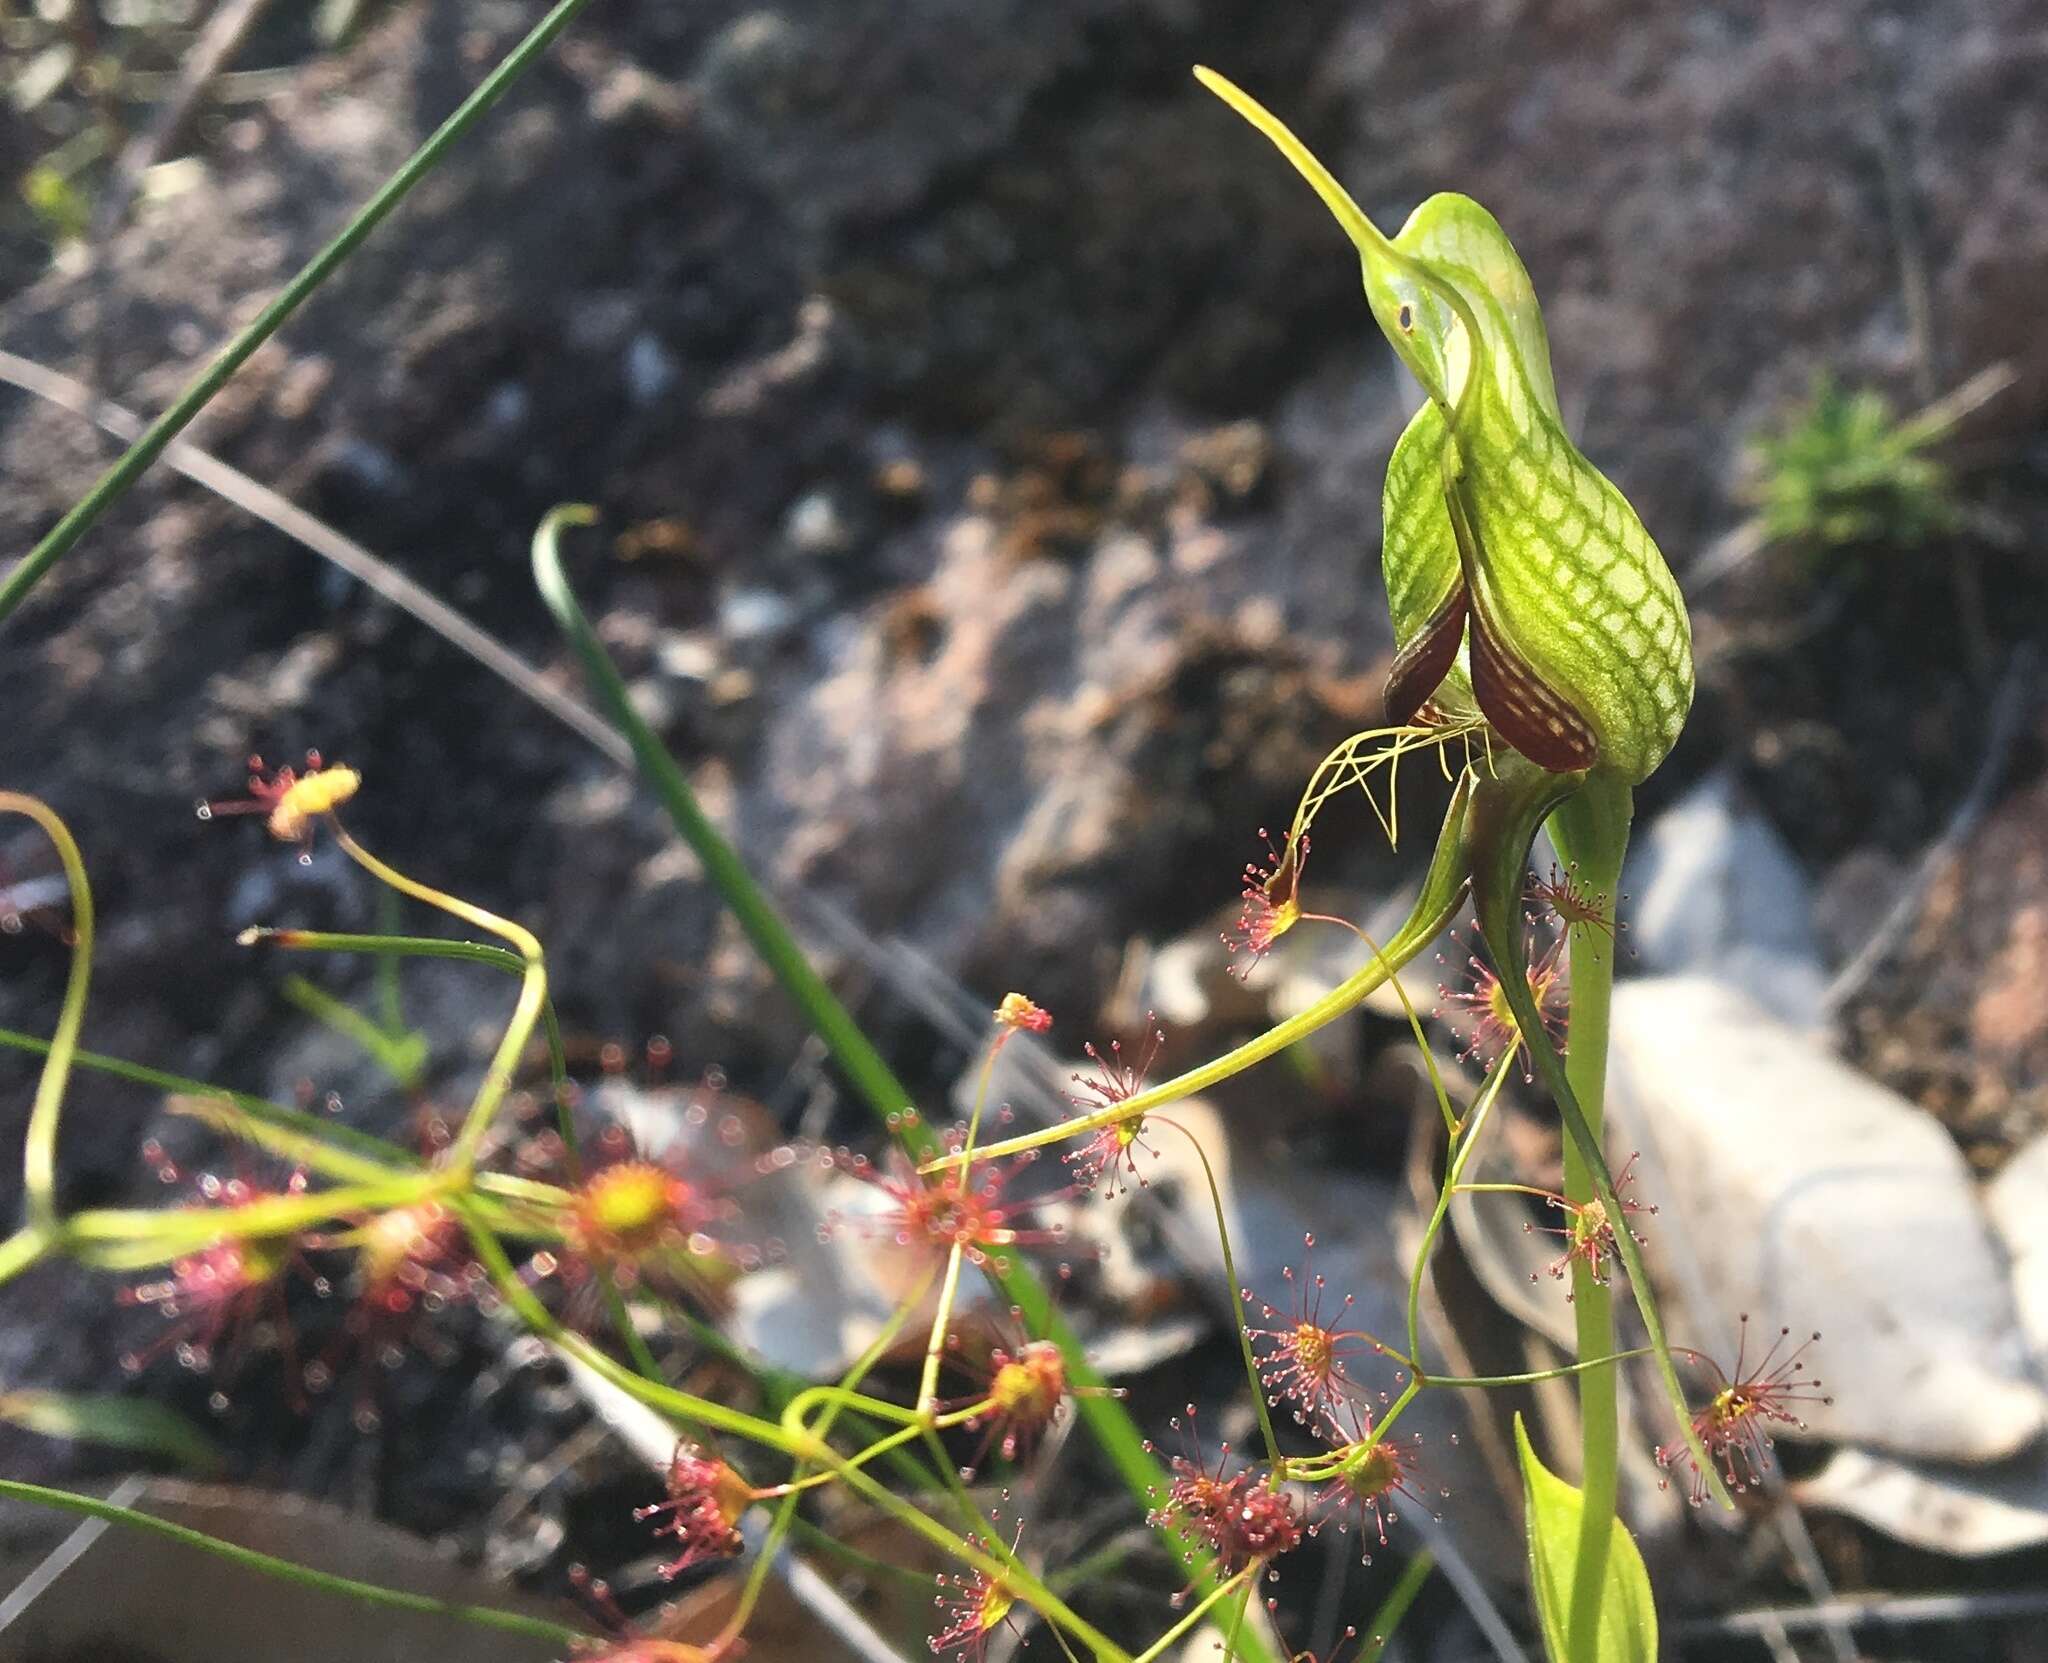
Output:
0,0,600,626
1359,1549,1435,1662
0,1478,587,1646
281,975,428,1091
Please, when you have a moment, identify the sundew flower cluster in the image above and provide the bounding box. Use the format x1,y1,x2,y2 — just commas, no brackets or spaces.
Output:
53,686,1803,1663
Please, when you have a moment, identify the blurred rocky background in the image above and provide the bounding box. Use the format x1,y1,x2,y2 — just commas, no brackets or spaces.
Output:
1,2,2047,1659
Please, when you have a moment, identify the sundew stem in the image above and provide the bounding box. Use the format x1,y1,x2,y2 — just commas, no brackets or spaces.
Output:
1364,1375,1425,1449
724,1266,934,1650
1407,1052,1516,1371
0,1026,416,1175
239,928,570,1095
927,770,1478,1176
918,1029,1007,1414
237,918,642,1365
1155,1115,1282,1467
1283,1347,1666,1484
1127,1566,1257,1663
329,830,545,1178
462,1207,1126,1661
63,1176,443,1269
1425,1350,1658,1391
1471,765,1726,1511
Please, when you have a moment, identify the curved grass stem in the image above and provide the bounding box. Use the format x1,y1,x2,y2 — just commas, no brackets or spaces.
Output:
0,794,94,1238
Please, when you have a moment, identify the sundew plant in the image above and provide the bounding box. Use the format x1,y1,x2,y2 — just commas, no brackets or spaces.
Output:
0,25,1825,1663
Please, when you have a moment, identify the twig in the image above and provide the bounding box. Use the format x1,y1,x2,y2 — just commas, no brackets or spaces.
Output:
89,0,280,244
1822,643,2037,1015
1680,1584,2048,1641
1752,1609,1800,1663
789,892,1077,1125
0,349,631,768
1394,1510,1527,1663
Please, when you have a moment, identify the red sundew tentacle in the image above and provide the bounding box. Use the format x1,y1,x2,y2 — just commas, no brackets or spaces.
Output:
826,1148,1074,1266
306,1199,482,1431
1655,1315,1832,1506
117,1151,322,1412
1524,859,1621,943
196,750,359,861
1224,829,1309,979
634,1444,751,1579
1062,1015,1167,1198
1524,1151,1658,1300
1242,1232,1382,1435
1435,924,1568,1081
1309,1400,1448,1567
1142,1405,1302,1578
929,1518,1024,1662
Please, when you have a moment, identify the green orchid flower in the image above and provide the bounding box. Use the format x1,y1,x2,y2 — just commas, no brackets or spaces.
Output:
1188,67,1729,1638
1194,66,1693,785
936,74,1726,1561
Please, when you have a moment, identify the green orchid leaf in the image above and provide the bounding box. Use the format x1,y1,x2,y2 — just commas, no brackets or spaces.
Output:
1515,1414,1657,1663
0,1389,223,1473
1193,68,1694,785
